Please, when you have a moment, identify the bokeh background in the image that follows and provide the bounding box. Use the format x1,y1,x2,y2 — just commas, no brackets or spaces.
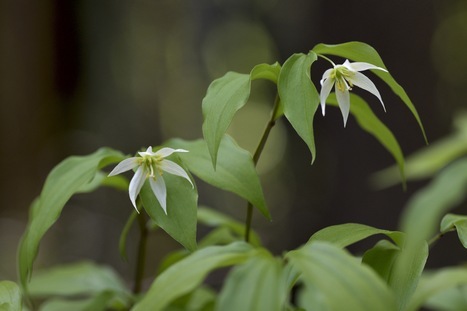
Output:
1,0,466,287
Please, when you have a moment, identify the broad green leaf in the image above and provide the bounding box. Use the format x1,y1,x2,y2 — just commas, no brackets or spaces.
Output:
131,242,255,311
399,158,467,242
217,251,285,311
0,281,21,311
202,63,281,167
17,148,125,289
278,52,319,163
28,262,128,297
140,157,198,251
362,240,400,283
166,286,216,311
424,285,467,311
38,291,129,311
440,213,467,248
297,283,329,311
407,268,467,311
197,206,261,246
313,41,427,143
287,242,396,311
166,136,270,219
326,93,406,186
308,223,403,248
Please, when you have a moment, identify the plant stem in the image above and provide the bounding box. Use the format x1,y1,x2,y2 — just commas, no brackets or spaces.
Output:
244,94,281,242
133,203,148,294
428,228,454,248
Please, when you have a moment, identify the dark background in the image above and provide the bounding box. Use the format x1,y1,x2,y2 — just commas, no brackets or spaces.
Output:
1,0,466,286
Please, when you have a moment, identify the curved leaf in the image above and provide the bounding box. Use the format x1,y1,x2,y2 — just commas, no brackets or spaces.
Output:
313,41,427,143
278,52,319,163
17,148,125,290
440,213,467,248
131,242,255,311
0,281,21,311
166,136,270,219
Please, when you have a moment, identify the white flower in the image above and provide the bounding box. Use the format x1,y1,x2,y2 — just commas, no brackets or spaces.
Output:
320,59,388,126
108,147,193,214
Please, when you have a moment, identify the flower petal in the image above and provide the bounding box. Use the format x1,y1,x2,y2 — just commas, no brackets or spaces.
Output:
149,177,167,214
108,157,139,176
155,147,189,158
129,166,146,212
346,62,387,73
336,88,351,127
160,160,194,187
347,72,386,111
138,146,156,157
320,77,335,116
320,68,334,85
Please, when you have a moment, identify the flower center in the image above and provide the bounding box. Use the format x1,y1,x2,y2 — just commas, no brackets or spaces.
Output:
331,65,355,92
139,155,163,179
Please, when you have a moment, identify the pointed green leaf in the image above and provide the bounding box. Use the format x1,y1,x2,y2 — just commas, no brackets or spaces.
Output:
313,41,427,143
166,136,270,219
407,267,467,311
0,281,21,311
308,223,403,248
140,157,198,251
440,213,467,248
327,93,406,186
17,148,125,290
287,242,396,311
250,62,281,83
217,251,286,311
131,242,255,311
362,240,400,283
278,52,319,163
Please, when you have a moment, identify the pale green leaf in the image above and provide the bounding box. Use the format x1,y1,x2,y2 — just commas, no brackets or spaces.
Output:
424,285,467,311
313,41,427,143
362,240,400,283
166,136,270,219
278,52,319,163
18,148,125,290
287,242,396,311
250,62,281,83
131,242,255,311
0,281,21,311
440,213,467,248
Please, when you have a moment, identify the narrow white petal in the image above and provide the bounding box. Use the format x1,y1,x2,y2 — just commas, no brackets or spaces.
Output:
320,78,335,116
129,166,146,212
347,62,387,72
160,160,194,188
108,158,139,176
138,146,156,157
320,68,333,85
336,88,351,127
155,147,189,158
348,72,386,111
150,177,167,214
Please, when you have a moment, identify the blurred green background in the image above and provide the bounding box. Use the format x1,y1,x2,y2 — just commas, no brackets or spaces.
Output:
1,0,466,286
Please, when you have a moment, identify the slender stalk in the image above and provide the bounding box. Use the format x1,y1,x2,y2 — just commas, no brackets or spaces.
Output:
133,202,148,294
244,95,281,242
428,228,454,248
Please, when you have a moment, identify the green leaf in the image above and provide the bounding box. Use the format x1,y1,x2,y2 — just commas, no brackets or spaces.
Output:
326,93,406,186
217,251,286,311
424,285,467,311
28,262,128,297
17,148,125,290
287,242,396,311
440,213,467,248
131,242,255,311
313,41,427,143
407,267,467,311
278,52,319,163
0,281,21,311
250,62,281,83
140,157,198,251
308,223,403,248
166,136,270,219
362,240,400,283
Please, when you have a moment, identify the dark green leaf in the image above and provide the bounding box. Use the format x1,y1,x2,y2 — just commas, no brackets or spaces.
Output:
166,136,270,219
278,52,319,163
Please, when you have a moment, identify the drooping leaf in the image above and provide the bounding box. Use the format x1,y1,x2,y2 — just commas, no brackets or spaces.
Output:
139,157,198,251
217,250,285,311
440,213,467,248
131,242,255,311
287,242,396,311
326,93,406,186
313,41,427,143
278,52,320,163
308,223,403,248
17,148,125,289
0,281,21,311
407,267,467,311
166,136,270,219
202,63,281,168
